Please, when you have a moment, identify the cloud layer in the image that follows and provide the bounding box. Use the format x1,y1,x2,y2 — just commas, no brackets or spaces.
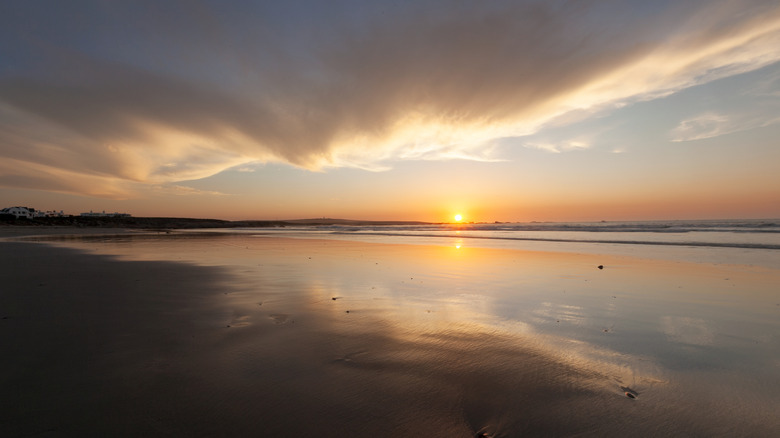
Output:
2,0,780,197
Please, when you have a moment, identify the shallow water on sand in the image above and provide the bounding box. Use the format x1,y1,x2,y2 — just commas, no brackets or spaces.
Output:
3,232,779,436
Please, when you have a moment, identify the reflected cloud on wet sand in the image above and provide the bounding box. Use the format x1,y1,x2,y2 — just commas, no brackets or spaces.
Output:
7,232,779,436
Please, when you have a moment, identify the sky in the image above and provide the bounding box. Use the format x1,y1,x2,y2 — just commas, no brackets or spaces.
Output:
1,0,779,222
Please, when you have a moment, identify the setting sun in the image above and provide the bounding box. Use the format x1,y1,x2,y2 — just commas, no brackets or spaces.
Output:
454,214,463,222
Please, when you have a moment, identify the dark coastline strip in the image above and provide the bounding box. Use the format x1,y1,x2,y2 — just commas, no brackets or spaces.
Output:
0,216,431,229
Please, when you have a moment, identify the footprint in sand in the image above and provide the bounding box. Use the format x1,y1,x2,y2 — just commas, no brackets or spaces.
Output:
269,313,290,324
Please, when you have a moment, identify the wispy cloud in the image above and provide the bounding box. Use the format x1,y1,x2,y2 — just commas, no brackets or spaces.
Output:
671,112,732,142
522,140,592,154
0,157,137,199
1,0,780,197
671,111,780,142
151,185,230,196
234,166,258,173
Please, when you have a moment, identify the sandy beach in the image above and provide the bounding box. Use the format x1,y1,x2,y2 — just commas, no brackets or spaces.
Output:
1,228,778,436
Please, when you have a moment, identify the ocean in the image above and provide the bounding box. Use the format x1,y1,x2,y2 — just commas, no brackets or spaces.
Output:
229,218,780,267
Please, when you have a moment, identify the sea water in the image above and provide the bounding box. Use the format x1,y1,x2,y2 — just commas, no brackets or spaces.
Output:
228,218,780,268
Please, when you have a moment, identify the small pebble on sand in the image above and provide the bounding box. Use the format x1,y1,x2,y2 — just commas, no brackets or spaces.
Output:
621,386,639,399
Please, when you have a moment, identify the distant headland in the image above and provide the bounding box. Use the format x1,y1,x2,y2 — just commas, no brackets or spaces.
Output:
0,214,431,229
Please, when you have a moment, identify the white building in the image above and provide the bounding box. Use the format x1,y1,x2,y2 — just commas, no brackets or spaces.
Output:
1,206,34,219
1,207,66,218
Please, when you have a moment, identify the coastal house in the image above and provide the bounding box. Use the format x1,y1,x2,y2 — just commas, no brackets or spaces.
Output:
0,206,34,219
0,207,66,218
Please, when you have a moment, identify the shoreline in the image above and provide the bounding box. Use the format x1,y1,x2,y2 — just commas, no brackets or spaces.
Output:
4,224,780,270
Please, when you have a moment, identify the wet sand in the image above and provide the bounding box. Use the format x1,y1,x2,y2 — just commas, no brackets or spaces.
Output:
1,230,778,436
